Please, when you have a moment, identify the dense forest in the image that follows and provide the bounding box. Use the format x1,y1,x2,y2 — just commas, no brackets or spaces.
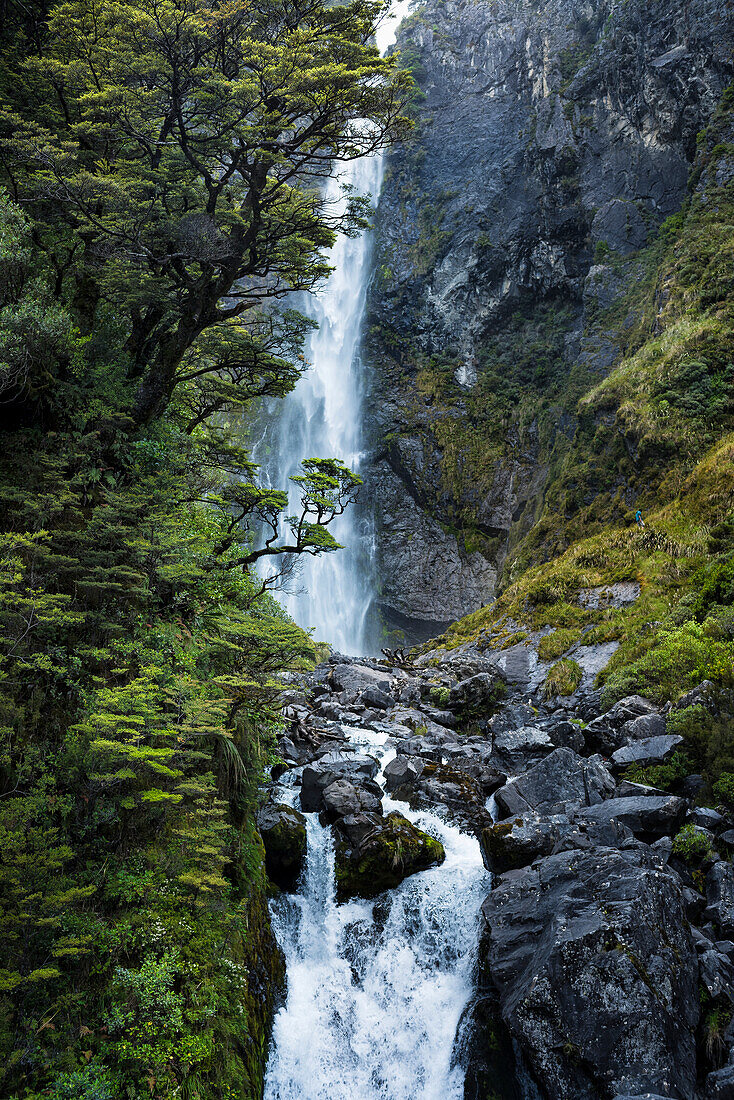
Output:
0,1,409,1095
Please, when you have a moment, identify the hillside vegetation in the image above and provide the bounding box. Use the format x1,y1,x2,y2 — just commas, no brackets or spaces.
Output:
0,0,409,1096
420,87,734,805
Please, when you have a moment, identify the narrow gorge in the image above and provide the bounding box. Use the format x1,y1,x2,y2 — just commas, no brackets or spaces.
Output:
260,1,734,1097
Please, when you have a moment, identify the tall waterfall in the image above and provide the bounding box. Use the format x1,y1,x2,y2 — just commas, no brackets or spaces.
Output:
255,1,414,656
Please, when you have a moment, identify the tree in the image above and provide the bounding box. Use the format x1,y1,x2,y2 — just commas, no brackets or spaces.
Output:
0,0,412,423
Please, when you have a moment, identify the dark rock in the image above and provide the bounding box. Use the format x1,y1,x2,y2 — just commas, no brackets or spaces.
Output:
675,680,716,711
699,946,734,1002
392,761,489,834
705,1063,734,1099
611,735,684,771
448,672,505,715
620,712,667,742
320,779,382,823
493,725,552,757
691,807,726,832
383,754,424,792
494,747,615,818
300,751,379,813
359,685,393,710
544,718,585,753
606,695,660,727
329,663,392,695
480,814,573,873
706,862,734,938
577,795,687,838
333,811,445,900
680,773,707,800
482,846,699,1099
257,802,307,890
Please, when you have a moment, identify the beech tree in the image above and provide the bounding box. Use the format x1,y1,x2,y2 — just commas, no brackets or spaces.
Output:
0,0,412,423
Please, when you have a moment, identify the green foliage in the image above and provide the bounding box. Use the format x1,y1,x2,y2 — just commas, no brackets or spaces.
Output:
673,823,716,864
543,658,582,699
537,627,581,661
624,750,694,793
0,0,410,1093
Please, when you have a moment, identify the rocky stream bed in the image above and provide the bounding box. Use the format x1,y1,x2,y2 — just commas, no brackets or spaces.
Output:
260,642,734,1100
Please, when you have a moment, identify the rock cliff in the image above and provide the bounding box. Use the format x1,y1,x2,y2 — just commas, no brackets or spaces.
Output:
363,0,734,638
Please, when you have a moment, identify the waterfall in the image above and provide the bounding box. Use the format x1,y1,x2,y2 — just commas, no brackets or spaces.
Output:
255,1,414,657
264,728,490,1100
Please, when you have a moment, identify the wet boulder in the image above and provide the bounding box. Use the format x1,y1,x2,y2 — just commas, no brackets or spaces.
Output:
392,761,490,834
383,754,424,792
333,811,445,900
611,735,684,772
706,862,734,938
494,747,614,819
320,779,382,823
482,846,699,1100
300,751,380,813
493,725,553,769
258,802,307,890
577,795,687,839
448,672,505,716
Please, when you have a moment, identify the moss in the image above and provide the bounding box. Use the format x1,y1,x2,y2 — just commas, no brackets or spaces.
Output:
537,627,582,661
334,813,445,901
543,658,583,699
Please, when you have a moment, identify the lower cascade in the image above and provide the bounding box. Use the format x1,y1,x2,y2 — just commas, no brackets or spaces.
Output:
264,723,488,1100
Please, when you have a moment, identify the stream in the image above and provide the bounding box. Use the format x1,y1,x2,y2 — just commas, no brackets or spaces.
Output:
263,727,490,1100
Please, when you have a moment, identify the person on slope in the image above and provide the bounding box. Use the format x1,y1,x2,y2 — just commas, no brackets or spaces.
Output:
635,509,645,528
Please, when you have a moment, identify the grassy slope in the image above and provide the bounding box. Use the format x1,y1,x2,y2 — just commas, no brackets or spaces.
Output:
416,89,734,802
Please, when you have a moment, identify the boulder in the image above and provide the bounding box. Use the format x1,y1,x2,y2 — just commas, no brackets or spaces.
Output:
320,779,382,823
699,945,734,1002
706,1064,734,1100
300,751,379,813
607,695,660,727
333,811,445,900
257,802,307,890
392,762,489,834
493,725,553,756
448,672,505,715
620,712,667,742
494,748,615,818
577,795,687,838
480,814,574,873
383,754,424,792
611,735,684,771
329,662,392,695
706,862,734,938
359,685,393,710
481,846,699,1099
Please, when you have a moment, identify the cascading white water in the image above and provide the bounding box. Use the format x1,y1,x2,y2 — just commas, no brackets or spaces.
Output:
264,727,490,1100
255,1,414,656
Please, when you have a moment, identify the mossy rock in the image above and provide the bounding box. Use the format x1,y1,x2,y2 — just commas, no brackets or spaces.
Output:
334,811,445,901
257,802,307,890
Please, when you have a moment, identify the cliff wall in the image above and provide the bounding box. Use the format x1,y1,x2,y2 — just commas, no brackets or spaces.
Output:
364,0,734,639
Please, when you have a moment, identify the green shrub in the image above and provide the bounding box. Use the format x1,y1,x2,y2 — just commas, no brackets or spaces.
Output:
543,658,583,699
713,771,734,809
538,627,581,662
672,823,716,864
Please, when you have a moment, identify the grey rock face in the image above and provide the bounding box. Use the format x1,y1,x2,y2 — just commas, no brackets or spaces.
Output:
494,747,615,818
448,671,504,714
300,752,380,813
320,779,382,823
363,0,734,631
482,846,699,1099
706,862,734,938
577,795,687,838
611,734,684,770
